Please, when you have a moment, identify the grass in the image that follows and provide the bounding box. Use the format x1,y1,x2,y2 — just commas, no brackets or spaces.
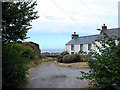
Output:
56,62,89,69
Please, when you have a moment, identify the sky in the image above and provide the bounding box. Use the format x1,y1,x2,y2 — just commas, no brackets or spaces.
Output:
25,0,119,51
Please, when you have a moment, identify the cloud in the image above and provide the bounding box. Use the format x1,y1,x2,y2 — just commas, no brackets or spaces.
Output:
30,0,119,34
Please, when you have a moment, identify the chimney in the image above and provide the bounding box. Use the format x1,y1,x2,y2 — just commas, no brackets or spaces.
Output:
72,32,79,39
102,24,107,30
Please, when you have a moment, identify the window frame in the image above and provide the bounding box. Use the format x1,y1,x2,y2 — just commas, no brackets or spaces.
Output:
71,45,74,50
88,43,92,50
80,44,83,50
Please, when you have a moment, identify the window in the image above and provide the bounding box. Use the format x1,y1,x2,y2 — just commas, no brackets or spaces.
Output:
88,44,92,50
80,44,83,50
71,45,74,50
71,52,74,54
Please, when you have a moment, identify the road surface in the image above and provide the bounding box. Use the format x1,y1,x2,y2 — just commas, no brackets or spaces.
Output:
26,62,89,88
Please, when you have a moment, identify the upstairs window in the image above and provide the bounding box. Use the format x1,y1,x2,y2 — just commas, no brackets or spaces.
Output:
80,44,83,50
71,45,74,50
88,44,92,50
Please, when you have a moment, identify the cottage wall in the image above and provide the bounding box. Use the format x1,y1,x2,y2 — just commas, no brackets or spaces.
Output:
74,45,80,53
66,26,119,55
66,45,71,54
66,43,96,54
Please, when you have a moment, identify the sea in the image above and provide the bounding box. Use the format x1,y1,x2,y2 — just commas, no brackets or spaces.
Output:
41,49,65,53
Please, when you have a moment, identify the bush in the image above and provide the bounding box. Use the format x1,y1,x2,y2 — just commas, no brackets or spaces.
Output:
2,42,35,88
63,54,83,63
38,54,46,59
78,50,88,62
61,51,69,56
57,51,69,62
77,31,120,89
73,54,83,62
57,55,63,62
62,54,73,63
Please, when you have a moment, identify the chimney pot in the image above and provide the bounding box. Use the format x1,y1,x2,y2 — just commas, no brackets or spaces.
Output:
72,32,79,39
102,24,107,30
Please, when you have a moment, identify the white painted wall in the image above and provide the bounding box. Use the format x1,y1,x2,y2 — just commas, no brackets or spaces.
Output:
94,40,119,54
74,45,80,54
93,41,102,54
66,43,97,54
82,43,95,54
66,40,120,55
66,45,71,54
83,44,88,52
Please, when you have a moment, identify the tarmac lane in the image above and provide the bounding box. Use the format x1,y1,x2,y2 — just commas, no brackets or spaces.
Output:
26,62,89,88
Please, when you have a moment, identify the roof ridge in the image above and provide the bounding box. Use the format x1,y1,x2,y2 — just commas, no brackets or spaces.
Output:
107,28,120,30
78,34,99,38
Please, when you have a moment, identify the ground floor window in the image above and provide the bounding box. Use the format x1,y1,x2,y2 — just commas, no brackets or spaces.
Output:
80,44,83,50
71,45,74,50
71,52,74,54
88,43,92,50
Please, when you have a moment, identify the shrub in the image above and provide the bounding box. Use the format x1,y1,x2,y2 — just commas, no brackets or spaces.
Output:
2,42,35,88
77,31,120,89
78,50,88,62
73,54,83,62
57,51,69,62
57,55,63,62
78,50,84,54
63,54,82,63
62,54,73,63
38,54,46,59
61,51,69,56
10,42,35,60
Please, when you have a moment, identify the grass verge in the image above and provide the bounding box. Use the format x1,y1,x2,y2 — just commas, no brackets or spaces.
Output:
56,62,89,69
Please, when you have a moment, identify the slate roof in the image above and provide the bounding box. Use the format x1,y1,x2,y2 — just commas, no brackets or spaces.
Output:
66,28,120,45
97,28,120,41
66,34,99,45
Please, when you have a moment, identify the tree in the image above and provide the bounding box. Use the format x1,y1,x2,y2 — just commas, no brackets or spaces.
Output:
2,1,39,42
77,31,120,89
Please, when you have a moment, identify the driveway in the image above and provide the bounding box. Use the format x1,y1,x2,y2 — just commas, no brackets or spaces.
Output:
26,62,89,88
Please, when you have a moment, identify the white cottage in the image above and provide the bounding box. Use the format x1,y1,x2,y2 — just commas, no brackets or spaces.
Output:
66,24,120,54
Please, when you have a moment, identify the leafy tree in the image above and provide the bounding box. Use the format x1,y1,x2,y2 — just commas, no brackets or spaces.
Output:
2,1,39,88
77,30,120,89
2,1,39,42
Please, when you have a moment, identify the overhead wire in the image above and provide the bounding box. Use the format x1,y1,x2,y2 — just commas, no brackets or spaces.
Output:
51,0,87,31
80,0,104,23
40,0,113,32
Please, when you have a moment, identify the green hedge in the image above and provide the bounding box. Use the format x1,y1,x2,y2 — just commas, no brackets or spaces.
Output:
2,42,35,88
63,54,83,63
57,51,69,62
